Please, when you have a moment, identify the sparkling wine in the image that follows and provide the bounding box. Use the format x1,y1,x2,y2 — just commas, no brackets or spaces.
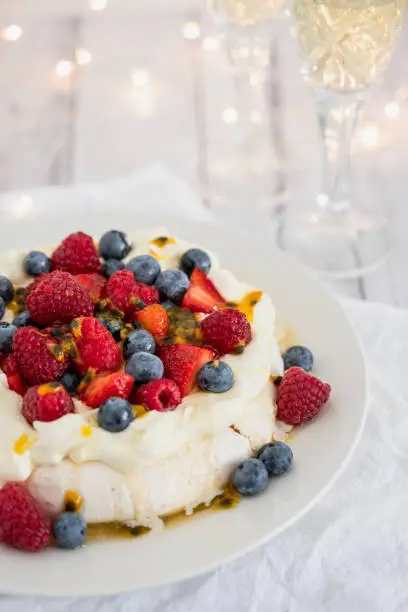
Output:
293,0,405,91
208,0,285,26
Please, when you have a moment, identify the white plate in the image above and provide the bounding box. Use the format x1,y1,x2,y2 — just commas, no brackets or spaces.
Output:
0,209,368,597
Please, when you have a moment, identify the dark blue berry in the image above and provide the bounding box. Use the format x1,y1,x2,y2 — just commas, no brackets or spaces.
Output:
13,311,33,327
180,248,211,276
155,270,189,305
197,360,234,393
283,345,314,372
98,397,133,432
0,297,5,320
97,315,123,340
232,458,268,496
23,251,51,277
257,441,293,476
100,259,125,278
60,370,81,395
0,277,14,305
123,329,155,358
53,512,87,549
0,322,16,354
126,255,161,285
125,352,164,383
99,230,132,261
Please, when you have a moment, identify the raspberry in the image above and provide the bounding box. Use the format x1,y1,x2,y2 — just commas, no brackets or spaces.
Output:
0,353,26,396
51,232,100,274
26,271,94,326
0,483,51,552
106,270,158,316
135,282,159,307
22,383,74,425
276,367,331,426
72,316,122,375
13,327,70,386
134,378,181,412
75,273,106,303
200,309,252,355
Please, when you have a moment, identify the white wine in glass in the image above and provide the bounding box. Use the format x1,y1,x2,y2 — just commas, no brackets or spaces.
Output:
209,0,286,25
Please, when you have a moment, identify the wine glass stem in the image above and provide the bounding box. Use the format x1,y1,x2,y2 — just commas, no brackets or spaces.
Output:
315,91,365,214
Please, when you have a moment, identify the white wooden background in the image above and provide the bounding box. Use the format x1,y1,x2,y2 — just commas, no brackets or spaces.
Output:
0,0,407,304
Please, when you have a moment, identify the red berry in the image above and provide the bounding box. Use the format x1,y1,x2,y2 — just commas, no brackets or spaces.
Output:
200,309,252,355
75,273,106,303
134,378,181,412
159,344,216,397
276,367,331,426
135,282,160,307
0,354,26,396
51,231,100,274
25,274,47,297
22,383,74,425
0,483,51,552
26,271,94,326
106,270,158,316
133,304,169,342
79,370,134,408
182,268,226,314
72,316,122,375
13,327,69,386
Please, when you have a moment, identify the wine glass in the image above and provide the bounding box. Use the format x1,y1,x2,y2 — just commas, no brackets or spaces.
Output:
282,0,405,278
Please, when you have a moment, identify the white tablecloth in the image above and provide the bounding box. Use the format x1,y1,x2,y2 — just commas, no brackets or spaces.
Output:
0,170,406,611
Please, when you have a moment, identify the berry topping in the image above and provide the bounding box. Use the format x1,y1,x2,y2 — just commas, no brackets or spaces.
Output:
133,304,169,342
123,329,155,358
96,314,124,341
232,459,268,496
13,311,35,328
72,316,122,375
106,270,159,316
98,397,133,432
0,322,16,355
134,378,181,412
182,268,226,314
0,483,51,552
159,344,216,397
60,370,81,395
0,353,26,396
125,352,164,383
23,251,51,277
155,269,189,305
53,512,87,550
51,232,100,274
13,326,69,385
197,360,234,393
166,305,200,344
75,273,106,303
99,230,132,261
180,248,211,276
0,297,5,320
257,441,293,475
127,255,161,285
200,308,252,355
276,367,331,426
100,259,125,278
22,383,74,425
79,370,134,409
0,276,14,305
282,345,314,372
26,271,94,326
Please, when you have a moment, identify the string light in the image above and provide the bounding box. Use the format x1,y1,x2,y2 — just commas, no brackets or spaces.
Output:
222,107,238,124
55,60,75,78
181,21,201,40
202,36,219,52
1,25,22,41
131,70,150,86
384,102,400,119
89,0,107,9
359,123,380,149
75,48,92,65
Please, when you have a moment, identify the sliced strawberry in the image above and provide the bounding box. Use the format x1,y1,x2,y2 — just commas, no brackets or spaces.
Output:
80,370,134,408
182,268,226,314
0,354,26,397
76,273,106,303
159,343,216,397
133,304,169,342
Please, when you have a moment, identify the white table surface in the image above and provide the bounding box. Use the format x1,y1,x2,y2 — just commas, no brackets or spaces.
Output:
0,0,407,306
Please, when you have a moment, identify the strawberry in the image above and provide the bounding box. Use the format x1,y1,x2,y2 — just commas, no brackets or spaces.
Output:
0,354,26,396
182,268,226,314
106,270,159,316
75,273,106,303
133,304,169,342
159,344,216,397
13,327,70,386
276,367,331,426
71,316,122,375
79,370,134,408
51,231,100,274
22,383,74,425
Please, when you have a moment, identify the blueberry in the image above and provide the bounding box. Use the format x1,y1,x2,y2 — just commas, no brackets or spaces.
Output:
257,441,293,476
60,370,81,395
197,360,234,393
97,315,123,340
0,322,16,354
155,270,189,304
126,255,161,285
0,297,5,320
99,230,132,261
13,311,33,327
53,512,87,549
232,458,268,496
123,329,155,358
100,259,125,278
0,276,14,305
125,351,164,383
180,248,211,277
98,397,134,432
283,345,314,372
23,251,51,277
